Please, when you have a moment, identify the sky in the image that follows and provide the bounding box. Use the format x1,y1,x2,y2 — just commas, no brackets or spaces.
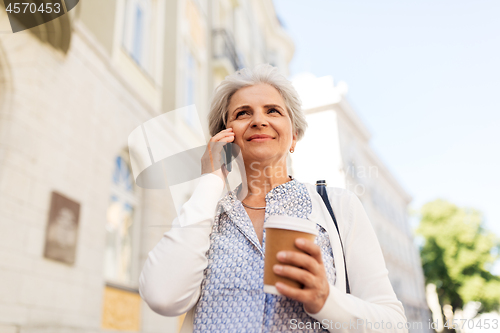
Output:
273,0,500,244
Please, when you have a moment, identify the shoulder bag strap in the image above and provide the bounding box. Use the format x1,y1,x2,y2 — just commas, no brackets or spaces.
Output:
316,180,351,294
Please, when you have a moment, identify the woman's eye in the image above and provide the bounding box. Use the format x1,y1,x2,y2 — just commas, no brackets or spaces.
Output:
236,111,248,118
235,108,280,118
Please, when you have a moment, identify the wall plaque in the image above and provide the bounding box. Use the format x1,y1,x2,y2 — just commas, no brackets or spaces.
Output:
43,191,80,264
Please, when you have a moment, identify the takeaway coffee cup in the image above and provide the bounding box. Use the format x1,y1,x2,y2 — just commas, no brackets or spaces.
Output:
263,215,319,295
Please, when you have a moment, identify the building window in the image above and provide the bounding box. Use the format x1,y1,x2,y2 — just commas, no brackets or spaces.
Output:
183,49,199,128
123,0,151,68
186,52,195,105
132,5,144,63
104,151,140,286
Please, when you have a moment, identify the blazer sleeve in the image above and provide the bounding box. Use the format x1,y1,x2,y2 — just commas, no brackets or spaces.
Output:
305,190,408,333
138,173,225,316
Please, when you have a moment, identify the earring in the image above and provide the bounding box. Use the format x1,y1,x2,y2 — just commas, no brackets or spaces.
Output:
290,147,294,153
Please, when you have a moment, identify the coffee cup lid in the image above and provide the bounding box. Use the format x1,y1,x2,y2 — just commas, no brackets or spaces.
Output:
264,215,318,236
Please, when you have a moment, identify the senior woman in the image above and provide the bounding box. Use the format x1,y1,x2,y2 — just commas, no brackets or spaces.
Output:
139,64,408,333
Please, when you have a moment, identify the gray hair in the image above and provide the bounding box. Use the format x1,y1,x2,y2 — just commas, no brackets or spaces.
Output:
208,64,307,141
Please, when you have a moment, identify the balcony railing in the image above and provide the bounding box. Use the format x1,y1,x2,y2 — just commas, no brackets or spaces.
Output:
212,28,244,71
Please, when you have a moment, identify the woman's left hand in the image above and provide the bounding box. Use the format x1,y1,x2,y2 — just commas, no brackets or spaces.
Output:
273,238,330,314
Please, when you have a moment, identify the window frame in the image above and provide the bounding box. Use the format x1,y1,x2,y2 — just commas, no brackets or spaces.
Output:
121,0,152,70
103,149,142,290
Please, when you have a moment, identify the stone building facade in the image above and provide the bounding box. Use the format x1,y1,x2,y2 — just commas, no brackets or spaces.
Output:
0,1,292,332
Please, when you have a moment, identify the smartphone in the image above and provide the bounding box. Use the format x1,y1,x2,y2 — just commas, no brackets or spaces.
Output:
222,143,232,172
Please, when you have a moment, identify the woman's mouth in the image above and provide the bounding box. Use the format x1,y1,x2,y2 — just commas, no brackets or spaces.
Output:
249,137,273,142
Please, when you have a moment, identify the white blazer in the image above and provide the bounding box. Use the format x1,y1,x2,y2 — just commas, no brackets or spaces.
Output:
139,173,408,333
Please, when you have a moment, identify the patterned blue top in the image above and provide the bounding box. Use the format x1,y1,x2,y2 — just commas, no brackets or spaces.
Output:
193,178,337,332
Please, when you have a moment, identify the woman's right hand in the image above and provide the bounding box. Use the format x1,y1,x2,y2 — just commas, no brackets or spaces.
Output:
201,128,235,182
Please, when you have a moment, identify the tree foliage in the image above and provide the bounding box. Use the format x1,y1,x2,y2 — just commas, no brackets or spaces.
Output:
416,199,500,312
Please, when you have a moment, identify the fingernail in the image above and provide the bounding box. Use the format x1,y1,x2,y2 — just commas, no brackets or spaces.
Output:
276,282,285,289
296,238,305,246
277,251,286,259
273,265,282,272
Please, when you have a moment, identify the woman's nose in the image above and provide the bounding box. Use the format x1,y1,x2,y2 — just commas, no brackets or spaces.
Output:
250,111,268,128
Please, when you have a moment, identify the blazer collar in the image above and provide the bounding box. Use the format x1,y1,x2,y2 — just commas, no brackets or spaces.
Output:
303,182,347,294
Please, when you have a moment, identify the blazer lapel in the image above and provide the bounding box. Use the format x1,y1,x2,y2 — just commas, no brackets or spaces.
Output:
305,183,347,294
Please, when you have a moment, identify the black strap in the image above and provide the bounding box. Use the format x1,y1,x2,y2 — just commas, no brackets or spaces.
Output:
316,180,351,294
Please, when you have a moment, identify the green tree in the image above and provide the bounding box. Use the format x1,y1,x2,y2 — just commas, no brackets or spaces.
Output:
416,199,500,313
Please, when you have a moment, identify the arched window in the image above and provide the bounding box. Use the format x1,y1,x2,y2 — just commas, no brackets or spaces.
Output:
104,150,140,286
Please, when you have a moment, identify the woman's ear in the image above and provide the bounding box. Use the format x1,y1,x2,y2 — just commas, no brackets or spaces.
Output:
292,130,298,146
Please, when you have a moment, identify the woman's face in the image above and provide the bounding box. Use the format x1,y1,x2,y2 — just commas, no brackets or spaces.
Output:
226,83,297,167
